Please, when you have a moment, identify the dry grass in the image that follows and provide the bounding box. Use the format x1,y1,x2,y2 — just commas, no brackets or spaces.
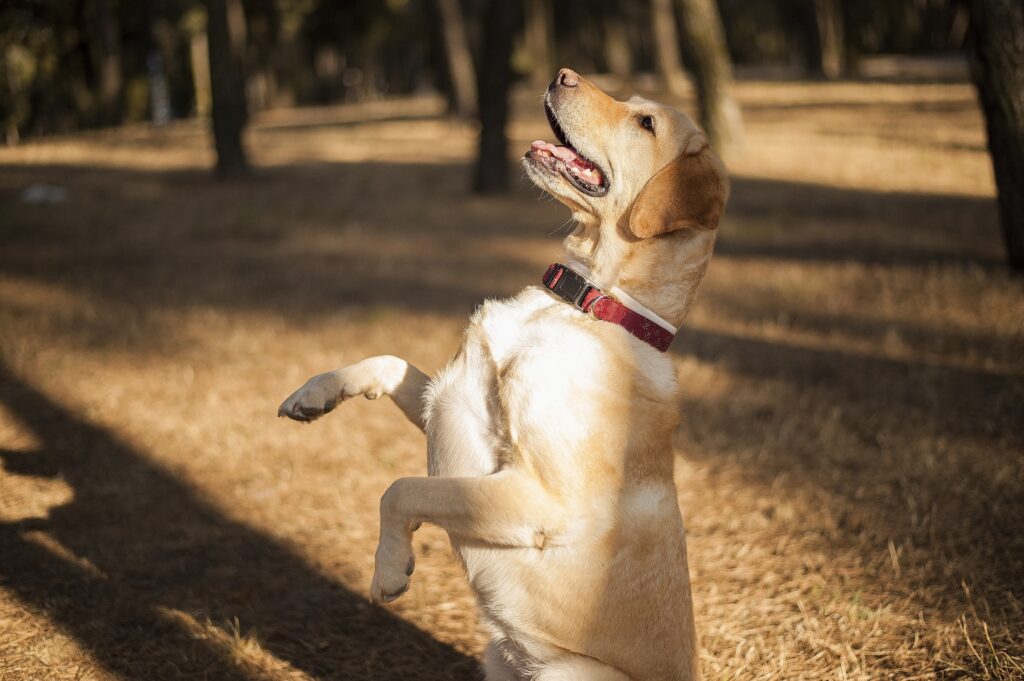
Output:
0,76,1022,681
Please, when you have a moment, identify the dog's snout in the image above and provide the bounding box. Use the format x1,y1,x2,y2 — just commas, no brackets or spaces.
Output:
554,68,579,89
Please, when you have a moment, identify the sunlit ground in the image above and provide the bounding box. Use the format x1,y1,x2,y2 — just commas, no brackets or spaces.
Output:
0,75,1022,681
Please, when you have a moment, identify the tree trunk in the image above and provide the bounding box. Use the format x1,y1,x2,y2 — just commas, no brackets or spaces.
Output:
650,0,687,97
473,0,520,194
434,0,478,119
675,0,743,156
524,0,554,88
207,0,249,177
968,0,1024,271
604,3,633,88
799,0,824,77
87,0,122,125
189,30,212,117
813,0,843,80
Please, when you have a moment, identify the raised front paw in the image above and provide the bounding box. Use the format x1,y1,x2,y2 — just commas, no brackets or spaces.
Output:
278,356,409,423
277,371,341,422
370,539,415,604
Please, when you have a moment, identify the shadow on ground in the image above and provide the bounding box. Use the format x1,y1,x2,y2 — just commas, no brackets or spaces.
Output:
0,360,480,680
0,161,1005,342
671,323,1024,603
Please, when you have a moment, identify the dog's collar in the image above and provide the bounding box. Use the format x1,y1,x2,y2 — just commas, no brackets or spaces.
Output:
542,262,676,352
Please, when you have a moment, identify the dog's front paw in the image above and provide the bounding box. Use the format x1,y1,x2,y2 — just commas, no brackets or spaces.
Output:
278,357,409,423
278,371,341,422
370,540,415,604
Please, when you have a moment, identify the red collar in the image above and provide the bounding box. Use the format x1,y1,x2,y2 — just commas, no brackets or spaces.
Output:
541,263,675,352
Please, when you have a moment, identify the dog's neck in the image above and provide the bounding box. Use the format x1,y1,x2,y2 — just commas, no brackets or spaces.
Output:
563,221,715,330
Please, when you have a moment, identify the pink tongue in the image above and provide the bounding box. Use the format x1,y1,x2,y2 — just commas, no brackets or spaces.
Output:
530,140,604,185
531,140,577,162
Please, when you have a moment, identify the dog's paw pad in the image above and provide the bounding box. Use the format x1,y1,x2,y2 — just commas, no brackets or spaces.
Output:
298,405,323,418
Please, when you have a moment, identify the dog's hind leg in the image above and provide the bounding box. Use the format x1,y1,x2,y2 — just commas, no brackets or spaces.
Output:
278,355,429,431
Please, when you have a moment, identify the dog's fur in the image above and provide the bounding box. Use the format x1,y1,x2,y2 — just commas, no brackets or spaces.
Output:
279,69,729,680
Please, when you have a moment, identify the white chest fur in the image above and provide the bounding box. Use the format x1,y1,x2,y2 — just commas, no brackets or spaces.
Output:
423,286,677,479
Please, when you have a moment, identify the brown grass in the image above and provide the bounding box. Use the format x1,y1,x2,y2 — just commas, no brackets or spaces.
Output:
0,77,1022,681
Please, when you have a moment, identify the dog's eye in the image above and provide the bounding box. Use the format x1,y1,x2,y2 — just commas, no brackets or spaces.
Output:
639,115,655,133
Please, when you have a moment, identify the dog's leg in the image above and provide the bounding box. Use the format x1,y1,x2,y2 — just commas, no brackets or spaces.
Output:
278,355,428,431
483,641,530,681
534,658,632,681
370,470,563,603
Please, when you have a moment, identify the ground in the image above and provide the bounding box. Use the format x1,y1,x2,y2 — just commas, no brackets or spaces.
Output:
0,75,1022,681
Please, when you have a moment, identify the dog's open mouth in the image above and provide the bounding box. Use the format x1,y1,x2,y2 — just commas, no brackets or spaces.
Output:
525,102,609,197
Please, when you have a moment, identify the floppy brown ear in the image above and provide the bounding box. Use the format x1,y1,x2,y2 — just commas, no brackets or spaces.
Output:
628,142,729,239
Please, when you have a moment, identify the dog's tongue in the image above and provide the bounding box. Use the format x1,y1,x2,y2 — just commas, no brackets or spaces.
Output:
531,140,605,185
532,140,578,162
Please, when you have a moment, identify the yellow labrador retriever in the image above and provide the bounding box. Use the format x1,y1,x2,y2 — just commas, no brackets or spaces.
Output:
279,68,728,680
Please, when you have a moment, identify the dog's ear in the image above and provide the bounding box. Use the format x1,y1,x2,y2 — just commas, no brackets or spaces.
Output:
628,136,728,239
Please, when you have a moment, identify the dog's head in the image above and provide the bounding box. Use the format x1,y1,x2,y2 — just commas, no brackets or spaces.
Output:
523,68,728,241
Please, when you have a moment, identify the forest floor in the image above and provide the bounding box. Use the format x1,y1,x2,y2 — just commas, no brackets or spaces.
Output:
0,77,1022,681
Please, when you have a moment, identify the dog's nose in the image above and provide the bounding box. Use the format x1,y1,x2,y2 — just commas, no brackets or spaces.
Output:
556,68,579,88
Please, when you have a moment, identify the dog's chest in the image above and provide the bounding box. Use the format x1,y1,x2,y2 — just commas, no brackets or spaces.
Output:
424,288,582,477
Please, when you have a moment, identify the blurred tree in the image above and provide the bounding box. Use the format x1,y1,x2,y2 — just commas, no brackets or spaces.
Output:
245,0,283,111
473,0,521,193
0,0,976,146
524,0,554,88
651,0,687,97
967,0,1024,271
435,0,477,118
802,0,844,79
183,8,211,117
676,0,743,156
207,0,249,176
86,0,124,125
603,1,635,87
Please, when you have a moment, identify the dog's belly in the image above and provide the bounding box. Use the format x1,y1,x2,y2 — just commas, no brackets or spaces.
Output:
464,518,697,676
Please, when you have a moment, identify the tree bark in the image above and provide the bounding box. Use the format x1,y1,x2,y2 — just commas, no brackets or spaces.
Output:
650,0,687,97
434,0,478,119
524,0,554,88
473,0,520,194
968,0,1024,271
675,0,743,156
207,0,249,177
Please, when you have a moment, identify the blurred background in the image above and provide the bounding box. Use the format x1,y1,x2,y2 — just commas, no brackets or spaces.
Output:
1,1,1022,680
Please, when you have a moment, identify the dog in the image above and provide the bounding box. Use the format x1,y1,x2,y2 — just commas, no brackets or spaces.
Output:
278,68,729,680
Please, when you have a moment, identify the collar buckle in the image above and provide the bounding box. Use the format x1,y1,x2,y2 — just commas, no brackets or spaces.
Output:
543,263,597,312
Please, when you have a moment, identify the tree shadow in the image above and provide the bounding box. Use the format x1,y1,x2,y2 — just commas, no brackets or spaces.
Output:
672,324,1024,595
675,325,1022,446
721,177,1003,269
0,360,481,680
0,162,1006,355
0,160,558,354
